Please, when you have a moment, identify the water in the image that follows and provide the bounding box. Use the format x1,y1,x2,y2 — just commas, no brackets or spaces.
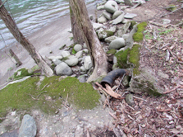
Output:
0,0,97,50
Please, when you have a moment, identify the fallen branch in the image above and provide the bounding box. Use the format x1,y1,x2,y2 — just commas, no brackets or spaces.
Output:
163,85,183,94
109,111,117,120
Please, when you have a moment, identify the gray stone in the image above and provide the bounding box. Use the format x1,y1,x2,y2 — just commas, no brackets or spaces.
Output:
103,11,112,20
124,0,133,6
64,55,79,66
105,36,118,43
61,51,70,58
75,50,83,59
107,26,117,33
55,62,72,76
92,22,104,30
84,56,93,70
104,1,118,14
97,28,114,40
80,66,86,72
78,75,86,83
74,44,82,52
98,15,107,23
83,49,89,53
52,59,62,66
97,5,105,10
115,0,124,4
125,94,134,106
124,13,137,19
18,114,37,137
117,21,131,37
48,56,62,61
109,38,126,49
162,19,171,25
112,10,123,19
112,13,125,25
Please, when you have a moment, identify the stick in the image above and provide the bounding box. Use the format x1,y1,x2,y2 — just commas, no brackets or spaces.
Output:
163,85,183,94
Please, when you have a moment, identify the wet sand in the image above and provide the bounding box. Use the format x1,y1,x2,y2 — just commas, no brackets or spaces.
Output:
0,2,98,87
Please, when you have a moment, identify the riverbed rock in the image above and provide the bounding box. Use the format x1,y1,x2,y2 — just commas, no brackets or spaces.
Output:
109,38,126,49
105,36,118,43
18,114,37,137
76,50,83,59
112,13,125,25
92,22,104,30
104,1,118,14
61,51,70,58
84,56,93,70
64,55,79,66
112,10,123,19
117,21,131,37
97,5,105,10
55,62,72,76
74,44,82,52
125,94,134,106
98,15,107,23
103,11,112,20
124,13,137,19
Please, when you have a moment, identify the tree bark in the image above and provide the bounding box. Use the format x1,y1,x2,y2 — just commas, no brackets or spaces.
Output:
69,0,108,82
0,0,53,76
9,49,22,67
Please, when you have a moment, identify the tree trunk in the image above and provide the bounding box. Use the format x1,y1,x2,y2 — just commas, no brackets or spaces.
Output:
69,0,108,82
9,49,22,67
0,0,53,76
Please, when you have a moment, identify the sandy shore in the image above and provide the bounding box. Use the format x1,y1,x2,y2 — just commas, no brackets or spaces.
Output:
0,2,98,86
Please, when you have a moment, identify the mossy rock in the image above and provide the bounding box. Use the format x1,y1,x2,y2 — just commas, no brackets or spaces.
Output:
115,48,130,68
0,76,100,121
107,49,116,55
105,30,114,37
133,22,147,42
130,21,137,29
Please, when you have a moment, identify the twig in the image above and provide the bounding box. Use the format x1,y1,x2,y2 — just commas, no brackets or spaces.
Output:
41,83,48,90
163,85,183,94
37,91,47,98
27,94,38,100
115,74,125,92
109,111,117,120
133,96,147,102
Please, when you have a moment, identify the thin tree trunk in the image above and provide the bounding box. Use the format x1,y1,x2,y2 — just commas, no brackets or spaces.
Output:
69,0,108,82
9,49,22,67
0,0,53,76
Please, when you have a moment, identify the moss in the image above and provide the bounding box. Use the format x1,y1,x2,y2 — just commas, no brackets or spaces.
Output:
72,48,77,54
105,30,114,37
166,5,176,12
13,68,33,80
129,44,141,76
133,22,147,42
0,76,100,121
115,49,130,68
107,49,116,55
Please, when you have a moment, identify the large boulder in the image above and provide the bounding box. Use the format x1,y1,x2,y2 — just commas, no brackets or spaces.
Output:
104,1,118,14
18,114,37,137
55,62,72,76
64,55,79,66
109,38,126,49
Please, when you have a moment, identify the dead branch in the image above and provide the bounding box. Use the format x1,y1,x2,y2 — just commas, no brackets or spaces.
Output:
163,85,183,94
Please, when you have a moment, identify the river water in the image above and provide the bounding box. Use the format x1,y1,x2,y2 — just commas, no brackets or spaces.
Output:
0,0,98,50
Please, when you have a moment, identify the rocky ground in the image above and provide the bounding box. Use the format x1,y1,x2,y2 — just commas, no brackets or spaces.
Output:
0,0,183,137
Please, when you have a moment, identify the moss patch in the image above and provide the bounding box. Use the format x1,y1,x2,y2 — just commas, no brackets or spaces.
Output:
133,22,147,42
10,68,33,81
115,48,130,68
0,76,100,121
107,49,116,55
166,5,176,12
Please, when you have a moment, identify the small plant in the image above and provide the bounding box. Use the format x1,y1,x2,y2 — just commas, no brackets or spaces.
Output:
159,29,172,35
72,48,76,54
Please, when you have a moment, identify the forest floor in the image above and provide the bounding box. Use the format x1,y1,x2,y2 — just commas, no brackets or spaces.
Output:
0,0,183,137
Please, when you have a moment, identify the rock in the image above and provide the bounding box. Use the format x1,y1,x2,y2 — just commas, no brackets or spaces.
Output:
92,22,104,30
97,28,114,40
124,13,137,19
109,38,126,49
55,62,72,76
97,5,105,10
52,59,62,66
162,19,171,25
112,10,123,19
74,44,82,52
83,49,89,53
64,55,79,66
76,50,83,59
125,94,134,106
124,0,133,6
105,36,118,43
80,66,86,72
112,13,125,25
103,11,112,20
115,0,124,4
61,51,70,57
104,1,118,14
83,43,87,49
84,56,93,70
48,56,62,61
98,15,107,23
18,114,37,137
107,26,117,33
117,21,131,37
78,75,86,83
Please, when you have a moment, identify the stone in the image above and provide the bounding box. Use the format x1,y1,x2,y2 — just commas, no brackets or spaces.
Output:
124,0,133,6
104,1,118,14
115,0,124,4
98,15,107,23
97,5,105,10
55,62,72,76
61,51,70,57
105,36,118,43
74,44,82,52
76,50,83,59
103,11,112,20
124,13,137,19
112,10,123,19
52,59,62,66
112,13,125,25
109,38,126,49
92,22,104,30
84,56,93,70
83,49,89,53
97,28,114,40
117,21,131,37
18,114,37,137
80,66,86,72
125,94,134,106
78,75,86,83
107,26,117,33
162,19,171,25
64,55,79,66
83,43,87,49
48,56,62,61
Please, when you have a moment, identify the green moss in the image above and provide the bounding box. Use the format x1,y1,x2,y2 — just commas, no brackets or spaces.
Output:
105,30,114,37
107,49,116,55
133,22,147,42
115,49,130,68
166,5,176,12
72,48,77,54
0,76,100,121
13,68,33,80
129,44,141,76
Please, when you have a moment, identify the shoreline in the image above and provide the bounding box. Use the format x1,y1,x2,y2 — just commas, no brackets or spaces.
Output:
0,2,98,86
